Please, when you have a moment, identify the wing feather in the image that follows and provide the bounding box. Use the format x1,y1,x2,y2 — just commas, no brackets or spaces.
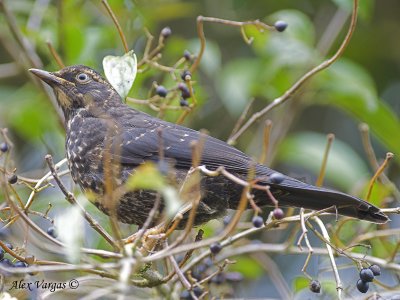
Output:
113,119,252,172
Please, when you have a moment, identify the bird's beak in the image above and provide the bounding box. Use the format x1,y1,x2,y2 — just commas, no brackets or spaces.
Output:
29,68,69,86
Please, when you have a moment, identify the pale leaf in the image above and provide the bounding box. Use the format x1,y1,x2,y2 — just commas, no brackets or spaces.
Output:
103,50,137,99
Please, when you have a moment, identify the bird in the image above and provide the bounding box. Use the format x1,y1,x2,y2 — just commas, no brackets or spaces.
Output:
29,65,388,227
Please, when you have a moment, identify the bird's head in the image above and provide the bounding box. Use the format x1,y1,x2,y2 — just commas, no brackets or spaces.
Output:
29,65,120,118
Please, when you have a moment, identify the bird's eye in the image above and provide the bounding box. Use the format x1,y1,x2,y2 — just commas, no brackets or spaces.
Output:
76,73,89,82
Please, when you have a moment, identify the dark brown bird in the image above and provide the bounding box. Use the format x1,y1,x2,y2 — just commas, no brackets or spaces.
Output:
29,65,388,226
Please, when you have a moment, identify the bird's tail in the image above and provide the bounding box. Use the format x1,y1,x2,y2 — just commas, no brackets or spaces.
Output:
254,166,389,224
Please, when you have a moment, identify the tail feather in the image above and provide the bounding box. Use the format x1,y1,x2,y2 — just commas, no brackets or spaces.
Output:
255,166,389,224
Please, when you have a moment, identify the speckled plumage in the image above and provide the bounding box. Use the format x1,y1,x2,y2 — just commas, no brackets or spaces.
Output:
30,65,389,226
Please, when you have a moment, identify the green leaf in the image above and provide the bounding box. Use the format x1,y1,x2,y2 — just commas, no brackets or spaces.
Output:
251,10,316,59
229,256,263,279
4,85,59,142
293,276,309,292
64,23,86,63
276,132,369,191
103,50,137,99
125,163,165,191
360,181,391,207
125,163,182,217
315,60,400,166
217,58,260,115
331,0,374,20
268,10,316,46
188,39,222,77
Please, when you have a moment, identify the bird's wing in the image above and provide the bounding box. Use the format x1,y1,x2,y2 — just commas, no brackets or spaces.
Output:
109,111,389,224
111,118,253,172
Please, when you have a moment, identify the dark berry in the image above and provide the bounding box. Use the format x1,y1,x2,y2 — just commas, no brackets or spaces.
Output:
0,258,13,267
356,279,369,293
8,174,18,184
274,20,288,32
309,280,321,293
223,216,231,226
196,263,207,275
193,286,203,297
191,271,202,281
178,83,191,99
0,227,10,239
211,272,225,285
161,27,172,38
210,242,222,254
183,50,191,60
252,216,264,228
359,268,374,282
47,226,58,238
225,272,244,282
0,142,8,153
0,249,4,260
269,173,285,184
369,264,381,276
203,257,213,267
273,208,284,220
180,290,191,300
5,242,13,250
181,70,191,81
14,261,27,268
155,85,168,97
180,98,189,107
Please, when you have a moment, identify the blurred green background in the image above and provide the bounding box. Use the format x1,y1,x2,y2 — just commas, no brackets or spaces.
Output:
1,0,399,298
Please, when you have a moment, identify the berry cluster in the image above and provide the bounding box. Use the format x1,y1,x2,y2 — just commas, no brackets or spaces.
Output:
153,55,194,108
0,242,28,270
47,226,58,238
356,265,381,293
180,257,244,299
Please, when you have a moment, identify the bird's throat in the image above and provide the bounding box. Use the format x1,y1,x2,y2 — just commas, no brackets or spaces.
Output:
55,87,73,110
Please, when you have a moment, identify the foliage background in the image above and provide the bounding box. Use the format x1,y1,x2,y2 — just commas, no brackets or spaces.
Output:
0,0,399,299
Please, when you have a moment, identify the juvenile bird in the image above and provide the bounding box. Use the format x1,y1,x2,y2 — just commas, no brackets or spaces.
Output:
29,65,388,226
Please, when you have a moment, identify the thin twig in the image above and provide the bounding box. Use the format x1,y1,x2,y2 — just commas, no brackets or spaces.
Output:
213,243,400,273
46,41,65,68
227,0,359,144
315,133,334,187
229,98,255,141
0,0,64,124
251,253,292,299
190,17,274,74
25,158,68,210
258,120,272,164
359,123,400,201
297,208,313,280
313,217,343,299
45,154,117,250
2,176,120,259
101,0,129,53
365,152,394,201
165,241,192,292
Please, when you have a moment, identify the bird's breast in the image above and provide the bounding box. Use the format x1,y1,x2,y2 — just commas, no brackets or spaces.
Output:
65,113,107,194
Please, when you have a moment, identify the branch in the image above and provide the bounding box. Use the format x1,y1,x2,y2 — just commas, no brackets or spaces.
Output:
227,0,359,144
45,154,118,250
